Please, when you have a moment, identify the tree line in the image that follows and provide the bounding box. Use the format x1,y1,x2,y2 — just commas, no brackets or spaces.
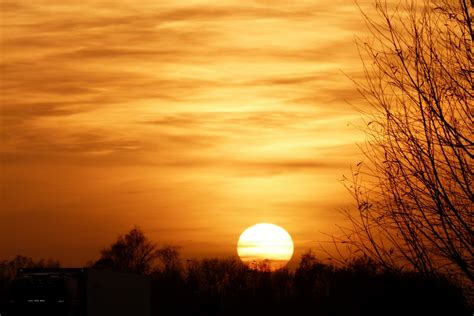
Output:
0,227,470,316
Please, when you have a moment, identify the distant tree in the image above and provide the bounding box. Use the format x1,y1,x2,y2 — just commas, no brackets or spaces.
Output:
342,0,473,282
155,245,182,273
248,259,272,272
93,227,159,274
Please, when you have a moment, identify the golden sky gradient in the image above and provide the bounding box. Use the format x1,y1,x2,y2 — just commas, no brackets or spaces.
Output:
1,0,374,266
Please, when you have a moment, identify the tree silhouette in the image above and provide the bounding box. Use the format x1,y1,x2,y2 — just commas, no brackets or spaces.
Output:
93,227,159,274
0,252,468,315
155,245,182,274
342,0,473,282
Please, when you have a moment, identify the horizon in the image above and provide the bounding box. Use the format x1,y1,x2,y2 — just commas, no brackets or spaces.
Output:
1,1,472,314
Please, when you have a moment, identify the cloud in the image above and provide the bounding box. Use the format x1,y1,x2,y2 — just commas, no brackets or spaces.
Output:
0,0,372,265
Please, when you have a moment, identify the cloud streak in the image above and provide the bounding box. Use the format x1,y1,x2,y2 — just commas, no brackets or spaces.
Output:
0,0,374,265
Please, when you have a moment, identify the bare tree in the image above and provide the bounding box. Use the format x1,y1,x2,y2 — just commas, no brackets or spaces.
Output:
93,227,159,274
341,0,473,283
155,245,182,273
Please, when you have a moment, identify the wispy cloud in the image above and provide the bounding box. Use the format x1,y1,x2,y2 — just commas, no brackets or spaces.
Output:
0,0,373,264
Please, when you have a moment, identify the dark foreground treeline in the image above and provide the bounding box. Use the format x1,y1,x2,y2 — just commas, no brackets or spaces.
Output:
148,255,470,316
0,228,471,315
1,254,470,316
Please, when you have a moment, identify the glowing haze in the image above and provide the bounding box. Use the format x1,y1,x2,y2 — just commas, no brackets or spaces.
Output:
0,0,373,266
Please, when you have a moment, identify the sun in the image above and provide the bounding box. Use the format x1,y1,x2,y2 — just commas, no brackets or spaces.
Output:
237,223,294,271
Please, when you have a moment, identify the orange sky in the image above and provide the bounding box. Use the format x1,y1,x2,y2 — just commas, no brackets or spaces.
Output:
0,0,374,266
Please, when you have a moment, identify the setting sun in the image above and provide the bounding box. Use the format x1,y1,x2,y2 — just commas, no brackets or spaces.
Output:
237,223,294,271
0,0,469,314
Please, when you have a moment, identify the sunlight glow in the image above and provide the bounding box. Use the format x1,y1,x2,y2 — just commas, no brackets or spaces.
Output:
237,223,294,271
